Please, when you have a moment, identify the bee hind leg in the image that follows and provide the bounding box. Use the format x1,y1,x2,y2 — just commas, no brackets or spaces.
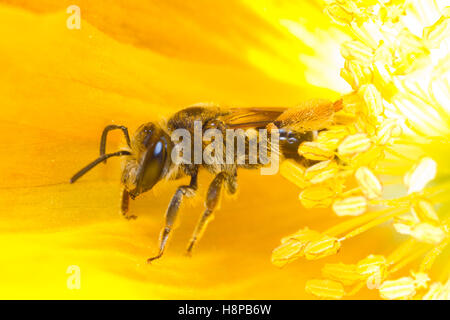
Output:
147,171,198,263
186,171,236,255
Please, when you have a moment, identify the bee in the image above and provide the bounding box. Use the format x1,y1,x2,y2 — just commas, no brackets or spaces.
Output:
70,98,343,262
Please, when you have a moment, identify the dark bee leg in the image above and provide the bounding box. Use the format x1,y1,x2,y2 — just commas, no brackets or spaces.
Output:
147,170,198,263
224,169,238,195
100,125,131,163
120,188,136,220
186,171,234,254
70,150,131,183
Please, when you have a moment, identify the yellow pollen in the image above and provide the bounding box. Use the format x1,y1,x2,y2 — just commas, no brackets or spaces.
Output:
305,279,345,299
341,40,374,66
299,186,336,208
359,84,384,117
280,160,310,189
379,277,416,300
271,239,306,268
304,160,339,184
356,255,388,278
355,166,383,199
410,223,446,244
271,228,321,267
321,263,363,286
411,271,430,290
324,2,355,26
317,125,351,150
411,199,440,223
404,157,437,194
422,280,450,300
272,0,450,299
375,119,402,145
298,141,335,161
338,133,372,156
332,196,368,216
303,234,341,260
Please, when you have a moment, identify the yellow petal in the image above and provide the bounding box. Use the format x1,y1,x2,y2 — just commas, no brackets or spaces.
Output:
0,1,343,299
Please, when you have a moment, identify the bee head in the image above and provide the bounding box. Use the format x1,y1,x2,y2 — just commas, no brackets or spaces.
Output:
123,122,172,199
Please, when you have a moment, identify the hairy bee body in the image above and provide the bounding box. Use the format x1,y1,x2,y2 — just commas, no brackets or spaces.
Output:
70,98,342,262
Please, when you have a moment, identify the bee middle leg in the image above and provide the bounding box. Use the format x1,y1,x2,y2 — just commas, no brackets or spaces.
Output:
186,171,237,254
147,170,198,263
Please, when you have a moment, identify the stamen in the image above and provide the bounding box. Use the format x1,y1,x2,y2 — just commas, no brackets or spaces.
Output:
305,279,345,299
332,196,367,217
379,277,416,300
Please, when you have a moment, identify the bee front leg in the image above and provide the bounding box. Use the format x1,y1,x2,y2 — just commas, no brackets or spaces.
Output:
147,171,198,263
120,188,136,220
186,172,232,255
99,125,131,163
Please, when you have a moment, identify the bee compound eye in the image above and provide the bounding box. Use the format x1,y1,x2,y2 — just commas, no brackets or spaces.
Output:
136,138,168,193
153,141,163,157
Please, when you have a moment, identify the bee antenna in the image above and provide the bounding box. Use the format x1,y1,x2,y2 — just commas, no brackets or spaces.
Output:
70,150,131,184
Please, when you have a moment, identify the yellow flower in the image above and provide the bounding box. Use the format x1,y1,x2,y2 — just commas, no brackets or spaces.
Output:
276,0,450,299
1,0,448,300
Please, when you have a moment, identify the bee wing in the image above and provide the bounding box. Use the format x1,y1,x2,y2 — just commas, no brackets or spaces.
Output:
221,99,342,131
274,99,343,131
220,107,289,162
221,107,288,130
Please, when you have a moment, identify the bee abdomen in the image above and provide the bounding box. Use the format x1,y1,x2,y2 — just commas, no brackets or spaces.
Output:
278,129,315,161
